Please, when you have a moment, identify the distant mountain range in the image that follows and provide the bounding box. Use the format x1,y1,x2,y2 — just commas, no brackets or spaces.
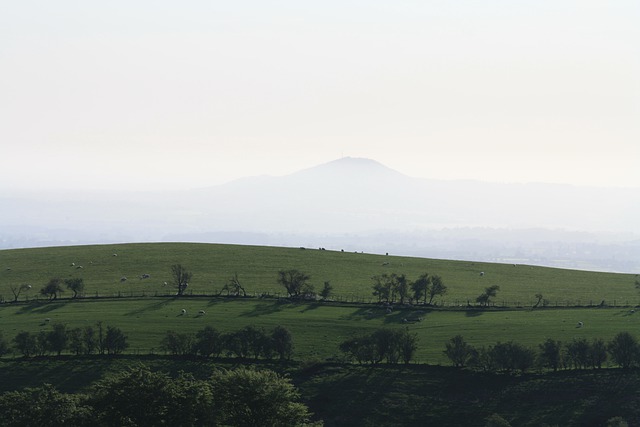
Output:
1,157,639,272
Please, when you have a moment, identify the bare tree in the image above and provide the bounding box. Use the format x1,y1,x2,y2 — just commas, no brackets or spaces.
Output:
9,284,31,302
171,264,193,296
277,269,311,298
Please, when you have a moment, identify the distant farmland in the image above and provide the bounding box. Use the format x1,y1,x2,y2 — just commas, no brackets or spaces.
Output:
1,243,637,306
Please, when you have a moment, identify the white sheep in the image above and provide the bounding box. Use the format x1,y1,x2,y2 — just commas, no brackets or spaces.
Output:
198,310,206,315
120,277,127,282
577,321,583,328
181,309,187,315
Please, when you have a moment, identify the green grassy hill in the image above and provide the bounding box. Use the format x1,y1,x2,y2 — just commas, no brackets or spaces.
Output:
1,242,637,305
0,243,638,365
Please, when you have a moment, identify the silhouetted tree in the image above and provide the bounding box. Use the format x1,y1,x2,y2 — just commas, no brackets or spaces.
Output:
444,335,476,368
427,275,447,305
40,278,63,301
411,273,430,304
194,326,223,358
271,325,294,360
320,281,333,300
9,283,31,302
64,278,85,298
539,338,562,371
608,332,639,369
277,269,310,298
171,264,193,296
103,326,128,355
476,285,500,307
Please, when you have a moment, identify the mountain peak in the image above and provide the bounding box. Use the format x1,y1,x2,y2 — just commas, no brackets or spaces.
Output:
292,157,405,179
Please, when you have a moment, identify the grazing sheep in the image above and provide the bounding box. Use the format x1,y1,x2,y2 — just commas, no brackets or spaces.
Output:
480,272,485,277
577,321,583,328
120,277,127,283
71,262,75,266
198,310,206,315
113,253,118,257
76,265,83,269
140,274,150,279
180,309,187,315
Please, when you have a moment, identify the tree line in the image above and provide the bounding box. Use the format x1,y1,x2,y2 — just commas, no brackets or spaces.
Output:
0,365,320,427
444,331,640,373
160,325,294,361
3,322,128,358
338,328,418,365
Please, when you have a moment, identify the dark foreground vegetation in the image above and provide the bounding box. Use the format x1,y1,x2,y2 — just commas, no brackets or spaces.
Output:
1,357,639,426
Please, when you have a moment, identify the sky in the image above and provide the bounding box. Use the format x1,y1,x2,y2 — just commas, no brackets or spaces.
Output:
1,1,639,191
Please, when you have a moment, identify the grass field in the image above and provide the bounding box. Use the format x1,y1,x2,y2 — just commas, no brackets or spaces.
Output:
1,297,638,364
1,243,638,306
2,243,640,426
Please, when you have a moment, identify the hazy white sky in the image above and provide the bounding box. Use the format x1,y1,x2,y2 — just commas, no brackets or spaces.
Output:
1,1,638,191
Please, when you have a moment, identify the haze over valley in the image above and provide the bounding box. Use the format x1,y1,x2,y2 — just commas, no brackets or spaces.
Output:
2,157,638,273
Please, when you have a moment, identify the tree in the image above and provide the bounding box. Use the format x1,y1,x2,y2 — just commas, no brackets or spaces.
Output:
211,368,314,427
13,331,37,357
9,283,31,302
271,325,294,361
533,293,544,308
411,273,430,304
103,326,128,355
319,281,333,300
161,330,194,356
539,338,562,371
565,338,591,369
590,338,608,369
476,285,500,307
277,269,311,298
48,323,68,356
608,332,639,369
91,365,215,427
0,384,93,427
398,329,418,364
68,327,84,355
393,274,410,305
171,264,193,296
221,273,247,297
64,278,85,298
444,335,476,368
83,326,97,355
0,332,9,357
371,274,393,303
339,335,377,365
40,278,63,301
427,275,447,305
194,326,223,358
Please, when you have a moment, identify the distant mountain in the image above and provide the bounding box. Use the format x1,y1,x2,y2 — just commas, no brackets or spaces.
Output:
189,156,639,234
1,157,639,272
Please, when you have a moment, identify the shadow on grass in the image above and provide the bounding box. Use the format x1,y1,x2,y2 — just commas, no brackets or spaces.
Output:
342,307,432,325
465,310,484,317
240,300,290,317
300,303,322,313
124,298,177,316
15,301,70,315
